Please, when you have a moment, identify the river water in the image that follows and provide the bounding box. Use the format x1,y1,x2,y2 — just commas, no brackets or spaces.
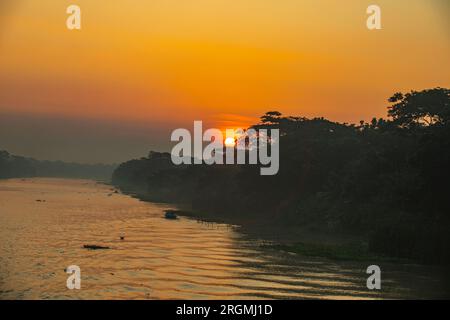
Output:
0,178,448,299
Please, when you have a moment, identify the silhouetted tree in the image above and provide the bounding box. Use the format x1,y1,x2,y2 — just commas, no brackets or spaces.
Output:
388,87,450,128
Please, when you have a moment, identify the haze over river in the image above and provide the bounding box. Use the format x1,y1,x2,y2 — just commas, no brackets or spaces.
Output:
0,178,448,299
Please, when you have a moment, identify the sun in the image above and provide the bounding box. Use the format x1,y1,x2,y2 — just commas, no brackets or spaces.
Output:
224,137,236,147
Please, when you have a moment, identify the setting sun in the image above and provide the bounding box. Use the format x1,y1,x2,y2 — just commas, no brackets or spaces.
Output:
224,137,236,147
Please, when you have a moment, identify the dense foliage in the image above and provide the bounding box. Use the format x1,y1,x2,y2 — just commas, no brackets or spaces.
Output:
112,87,449,264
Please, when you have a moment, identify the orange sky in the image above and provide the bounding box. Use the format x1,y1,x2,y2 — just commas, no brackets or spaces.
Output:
0,0,449,162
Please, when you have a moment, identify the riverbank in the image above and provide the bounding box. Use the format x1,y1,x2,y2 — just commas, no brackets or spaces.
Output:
122,190,408,264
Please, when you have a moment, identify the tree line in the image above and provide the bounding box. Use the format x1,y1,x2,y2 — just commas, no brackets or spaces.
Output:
0,150,116,181
112,87,449,264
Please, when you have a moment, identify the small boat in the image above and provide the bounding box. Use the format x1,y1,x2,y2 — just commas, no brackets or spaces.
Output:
164,210,178,220
83,244,110,250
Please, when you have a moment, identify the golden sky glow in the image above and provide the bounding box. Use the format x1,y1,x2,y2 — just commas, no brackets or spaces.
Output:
0,0,449,162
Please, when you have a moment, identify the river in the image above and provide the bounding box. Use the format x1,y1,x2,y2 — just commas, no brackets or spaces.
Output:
0,178,448,299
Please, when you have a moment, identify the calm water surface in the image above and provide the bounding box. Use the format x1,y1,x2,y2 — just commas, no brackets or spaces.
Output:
0,178,448,299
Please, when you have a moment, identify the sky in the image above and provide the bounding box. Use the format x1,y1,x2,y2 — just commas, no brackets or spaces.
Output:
0,0,449,163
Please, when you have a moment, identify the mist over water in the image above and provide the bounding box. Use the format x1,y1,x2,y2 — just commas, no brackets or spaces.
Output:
0,178,448,299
